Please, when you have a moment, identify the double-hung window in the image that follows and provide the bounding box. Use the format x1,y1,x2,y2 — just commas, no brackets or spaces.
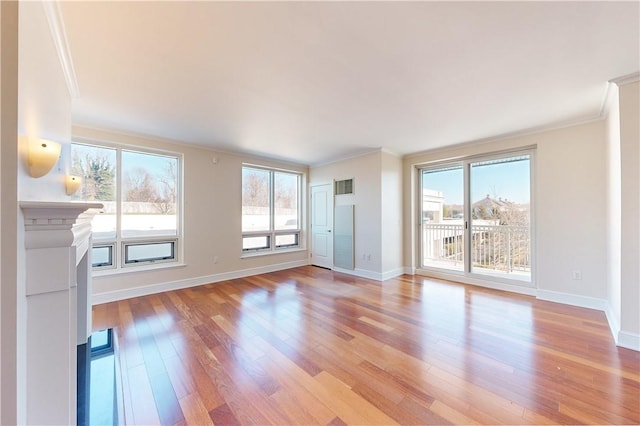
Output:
242,165,301,253
71,142,182,270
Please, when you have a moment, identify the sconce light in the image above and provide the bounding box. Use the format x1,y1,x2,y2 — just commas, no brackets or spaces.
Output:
28,138,61,178
65,175,82,195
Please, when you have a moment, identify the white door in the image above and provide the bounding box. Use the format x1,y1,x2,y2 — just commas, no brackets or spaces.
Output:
311,183,333,268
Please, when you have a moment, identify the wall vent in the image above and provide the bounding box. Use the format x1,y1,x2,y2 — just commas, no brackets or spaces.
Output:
335,179,354,195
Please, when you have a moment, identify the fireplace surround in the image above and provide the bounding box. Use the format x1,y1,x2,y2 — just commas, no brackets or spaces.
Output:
20,201,102,425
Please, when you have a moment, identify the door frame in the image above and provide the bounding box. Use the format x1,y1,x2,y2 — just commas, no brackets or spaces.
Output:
310,182,334,269
415,148,536,289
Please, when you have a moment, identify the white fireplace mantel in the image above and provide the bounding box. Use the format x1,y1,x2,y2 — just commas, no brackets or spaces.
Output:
20,201,102,426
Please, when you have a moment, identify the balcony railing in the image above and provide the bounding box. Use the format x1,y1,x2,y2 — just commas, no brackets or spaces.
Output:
422,223,530,275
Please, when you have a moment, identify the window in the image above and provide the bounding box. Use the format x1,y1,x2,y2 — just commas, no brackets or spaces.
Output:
419,151,533,283
71,142,181,270
242,165,301,252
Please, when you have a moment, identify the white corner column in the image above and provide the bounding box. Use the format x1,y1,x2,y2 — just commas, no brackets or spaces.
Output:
20,202,101,426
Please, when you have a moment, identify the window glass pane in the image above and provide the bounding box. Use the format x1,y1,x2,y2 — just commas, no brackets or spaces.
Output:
91,245,112,268
242,235,270,251
421,165,464,271
90,329,111,351
242,168,271,232
275,233,298,248
274,172,299,230
121,151,178,238
71,144,117,240
470,155,530,279
125,241,174,264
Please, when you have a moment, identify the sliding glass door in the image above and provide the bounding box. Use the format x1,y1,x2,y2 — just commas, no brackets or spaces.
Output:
420,151,532,283
421,165,465,271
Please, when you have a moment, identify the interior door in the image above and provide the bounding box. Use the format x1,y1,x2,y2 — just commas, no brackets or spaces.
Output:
311,183,333,268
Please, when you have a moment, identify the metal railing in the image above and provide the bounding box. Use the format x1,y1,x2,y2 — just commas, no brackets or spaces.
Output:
423,223,530,273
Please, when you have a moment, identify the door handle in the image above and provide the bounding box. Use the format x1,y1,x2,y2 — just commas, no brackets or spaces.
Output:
327,230,332,233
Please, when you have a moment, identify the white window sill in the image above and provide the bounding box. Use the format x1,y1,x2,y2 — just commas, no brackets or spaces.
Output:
241,247,307,259
93,261,187,277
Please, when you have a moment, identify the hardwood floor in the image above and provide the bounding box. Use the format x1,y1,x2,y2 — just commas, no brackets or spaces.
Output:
92,266,640,425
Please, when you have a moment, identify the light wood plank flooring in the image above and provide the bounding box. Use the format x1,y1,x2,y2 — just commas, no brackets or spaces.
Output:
92,266,640,425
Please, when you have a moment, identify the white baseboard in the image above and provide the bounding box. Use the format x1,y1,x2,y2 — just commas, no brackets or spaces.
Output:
381,267,406,281
416,269,537,296
604,302,621,345
403,266,416,275
617,331,640,351
332,267,383,281
331,267,406,282
92,260,640,353
92,259,310,305
536,289,607,311
536,290,640,352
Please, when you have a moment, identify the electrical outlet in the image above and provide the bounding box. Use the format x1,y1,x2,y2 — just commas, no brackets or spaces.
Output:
213,256,219,264
572,270,582,280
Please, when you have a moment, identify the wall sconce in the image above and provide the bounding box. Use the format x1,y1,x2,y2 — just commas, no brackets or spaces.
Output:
65,175,82,195
28,138,61,178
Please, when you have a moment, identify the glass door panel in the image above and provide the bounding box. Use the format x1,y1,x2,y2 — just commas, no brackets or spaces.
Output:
421,165,464,271
469,155,531,280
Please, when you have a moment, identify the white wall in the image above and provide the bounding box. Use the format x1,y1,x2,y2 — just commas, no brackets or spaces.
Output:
17,2,73,202
309,150,404,279
536,121,607,300
381,151,403,276
404,120,609,302
73,126,310,301
619,81,640,344
2,2,76,424
605,85,621,337
310,151,383,277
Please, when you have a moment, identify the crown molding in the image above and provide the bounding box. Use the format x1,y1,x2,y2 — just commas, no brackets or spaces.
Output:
599,81,619,118
71,124,310,170
404,113,604,161
610,71,640,87
42,1,79,98
310,147,383,168
380,147,402,158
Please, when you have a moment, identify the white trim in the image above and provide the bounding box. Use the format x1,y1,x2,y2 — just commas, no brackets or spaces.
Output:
536,289,607,311
599,82,619,118
610,71,640,86
604,301,621,345
339,267,406,281
310,148,383,168
381,267,406,281
42,1,79,98
93,261,185,277
403,266,416,275
617,331,640,352
72,124,310,170
416,269,537,296
380,148,402,158
420,270,637,352
240,247,306,259
404,115,603,161
332,267,383,281
92,259,309,304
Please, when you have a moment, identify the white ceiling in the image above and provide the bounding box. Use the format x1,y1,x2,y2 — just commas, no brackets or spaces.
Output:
60,1,639,166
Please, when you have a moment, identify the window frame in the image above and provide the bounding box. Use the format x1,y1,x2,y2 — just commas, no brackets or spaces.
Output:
241,164,303,254
416,147,536,287
71,139,183,272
